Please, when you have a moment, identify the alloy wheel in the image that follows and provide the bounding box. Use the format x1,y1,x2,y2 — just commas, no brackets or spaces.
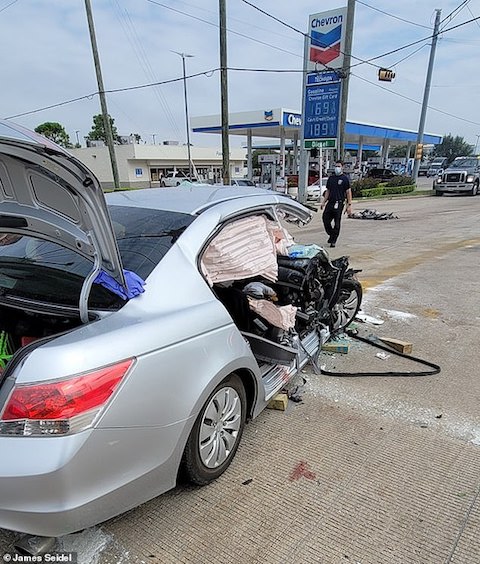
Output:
198,386,242,469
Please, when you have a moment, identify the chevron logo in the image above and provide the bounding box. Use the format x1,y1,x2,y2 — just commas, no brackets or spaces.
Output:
309,24,342,65
310,42,341,65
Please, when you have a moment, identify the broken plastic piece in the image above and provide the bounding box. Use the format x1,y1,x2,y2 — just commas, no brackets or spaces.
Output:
375,352,390,360
356,311,384,325
288,243,323,259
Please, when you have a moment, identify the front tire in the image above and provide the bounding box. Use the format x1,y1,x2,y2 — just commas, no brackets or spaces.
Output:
471,182,479,196
330,279,362,332
182,374,246,486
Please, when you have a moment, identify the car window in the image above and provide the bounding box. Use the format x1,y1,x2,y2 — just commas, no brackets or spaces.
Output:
450,159,478,168
0,207,195,309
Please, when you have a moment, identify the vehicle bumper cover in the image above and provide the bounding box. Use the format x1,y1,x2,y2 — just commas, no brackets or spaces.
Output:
436,184,470,193
0,421,190,536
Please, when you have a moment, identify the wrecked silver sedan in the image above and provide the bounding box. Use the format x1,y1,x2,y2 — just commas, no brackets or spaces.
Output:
0,121,361,537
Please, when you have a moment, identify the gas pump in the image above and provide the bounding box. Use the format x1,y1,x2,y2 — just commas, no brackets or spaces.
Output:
258,154,280,190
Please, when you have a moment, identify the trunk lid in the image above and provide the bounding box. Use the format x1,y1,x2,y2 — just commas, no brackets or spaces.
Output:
0,120,126,293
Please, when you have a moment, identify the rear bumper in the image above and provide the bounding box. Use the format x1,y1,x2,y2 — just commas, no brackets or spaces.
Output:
0,421,190,536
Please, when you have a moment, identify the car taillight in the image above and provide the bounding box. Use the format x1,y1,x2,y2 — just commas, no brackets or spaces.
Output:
0,359,134,436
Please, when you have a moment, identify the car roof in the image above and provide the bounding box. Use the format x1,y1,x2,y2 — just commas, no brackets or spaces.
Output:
106,184,286,215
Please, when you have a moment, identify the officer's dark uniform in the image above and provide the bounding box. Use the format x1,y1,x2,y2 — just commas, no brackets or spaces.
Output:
322,172,351,246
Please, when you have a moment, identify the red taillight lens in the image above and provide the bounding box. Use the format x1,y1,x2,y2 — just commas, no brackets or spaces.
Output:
1,359,133,421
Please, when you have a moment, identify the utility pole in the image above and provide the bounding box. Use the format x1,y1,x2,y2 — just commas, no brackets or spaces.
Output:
412,8,441,182
84,0,121,191
338,0,355,161
219,0,230,185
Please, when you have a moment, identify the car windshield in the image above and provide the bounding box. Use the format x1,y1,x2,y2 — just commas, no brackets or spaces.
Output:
450,159,478,168
0,206,194,309
235,180,254,186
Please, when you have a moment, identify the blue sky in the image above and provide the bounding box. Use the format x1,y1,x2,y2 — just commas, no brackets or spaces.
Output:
2,0,479,148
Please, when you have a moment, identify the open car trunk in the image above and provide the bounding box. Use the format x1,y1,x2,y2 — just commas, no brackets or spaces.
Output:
0,301,90,387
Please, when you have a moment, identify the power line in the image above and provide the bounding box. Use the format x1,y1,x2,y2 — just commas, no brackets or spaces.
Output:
6,63,480,129
239,0,382,71
350,14,480,68
0,0,18,13
440,0,471,28
4,93,98,120
4,69,219,120
390,43,429,68
146,0,301,59
351,72,480,126
466,4,480,30
354,0,431,29
111,0,181,138
173,0,297,42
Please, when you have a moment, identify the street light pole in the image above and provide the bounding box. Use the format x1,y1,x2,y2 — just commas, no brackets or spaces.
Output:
75,130,80,146
172,51,194,180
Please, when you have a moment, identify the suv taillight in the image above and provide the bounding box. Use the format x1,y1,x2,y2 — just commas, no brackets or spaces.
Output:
0,359,134,436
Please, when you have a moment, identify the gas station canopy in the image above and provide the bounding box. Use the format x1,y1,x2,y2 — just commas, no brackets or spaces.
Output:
191,108,443,150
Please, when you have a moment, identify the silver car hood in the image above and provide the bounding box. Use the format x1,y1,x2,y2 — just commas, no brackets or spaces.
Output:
0,121,126,298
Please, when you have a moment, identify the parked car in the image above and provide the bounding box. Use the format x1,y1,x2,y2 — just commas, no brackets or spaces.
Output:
427,157,448,178
366,168,397,181
0,121,362,538
418,163,430,176
306,178,327,201
161,171,196,187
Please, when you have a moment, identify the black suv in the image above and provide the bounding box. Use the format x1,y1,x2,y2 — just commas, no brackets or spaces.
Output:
366,168,397,181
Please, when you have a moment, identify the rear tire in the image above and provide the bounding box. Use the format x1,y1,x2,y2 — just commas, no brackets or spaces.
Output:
330,279,362,332
182,374,246,486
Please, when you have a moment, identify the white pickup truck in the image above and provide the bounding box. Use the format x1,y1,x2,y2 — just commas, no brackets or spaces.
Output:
161,171,195,187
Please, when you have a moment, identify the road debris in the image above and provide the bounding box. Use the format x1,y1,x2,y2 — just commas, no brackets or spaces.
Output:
375,352,391,360
355,311,384,325
267,393,288,411
349,208,399,220
379,337,413,354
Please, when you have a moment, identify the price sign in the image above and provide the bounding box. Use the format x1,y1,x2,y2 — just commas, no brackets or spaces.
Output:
303,81,341,140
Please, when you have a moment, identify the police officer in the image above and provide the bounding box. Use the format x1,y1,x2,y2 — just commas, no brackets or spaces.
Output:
320,160,353,248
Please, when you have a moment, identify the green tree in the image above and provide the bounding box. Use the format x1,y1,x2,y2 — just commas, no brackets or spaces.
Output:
361,150,380,160
388,145,408,158
34,122,72,148
87,114,119,143
433,134,473,163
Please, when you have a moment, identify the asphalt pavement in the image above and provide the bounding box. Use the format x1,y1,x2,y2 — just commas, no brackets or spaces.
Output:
1,190,479,564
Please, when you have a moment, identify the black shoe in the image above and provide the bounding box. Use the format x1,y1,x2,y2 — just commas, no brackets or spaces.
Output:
329,243,336,248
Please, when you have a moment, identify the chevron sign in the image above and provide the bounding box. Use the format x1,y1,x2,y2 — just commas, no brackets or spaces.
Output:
307,7,347,71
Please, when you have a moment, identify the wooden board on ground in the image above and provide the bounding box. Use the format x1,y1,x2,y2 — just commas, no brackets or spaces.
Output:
379,337,413,354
